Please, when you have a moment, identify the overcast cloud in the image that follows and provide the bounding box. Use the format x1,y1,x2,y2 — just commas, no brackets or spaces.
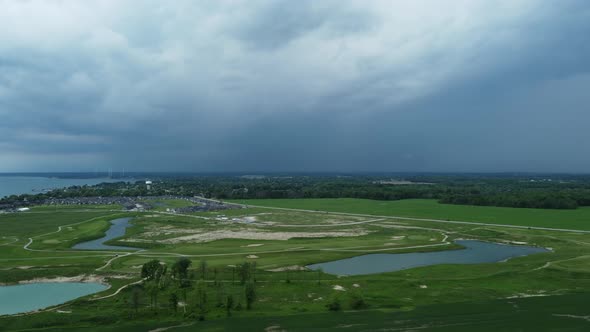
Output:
0,0,589,172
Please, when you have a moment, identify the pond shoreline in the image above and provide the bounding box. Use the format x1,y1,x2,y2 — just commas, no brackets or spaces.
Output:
307,240,551,276
0,277,111,317
0,274,112,288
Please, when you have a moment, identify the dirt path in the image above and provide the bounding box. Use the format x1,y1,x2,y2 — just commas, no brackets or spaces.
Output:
148,323,195,332
90,278,146,301
0,237,19,246
96,250,146,271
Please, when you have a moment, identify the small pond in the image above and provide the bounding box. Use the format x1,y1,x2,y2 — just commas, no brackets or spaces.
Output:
0,282,108,316
307,240,549,275
73,217,139,250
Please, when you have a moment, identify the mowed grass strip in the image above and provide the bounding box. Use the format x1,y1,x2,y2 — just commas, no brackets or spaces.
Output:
232,198,590,231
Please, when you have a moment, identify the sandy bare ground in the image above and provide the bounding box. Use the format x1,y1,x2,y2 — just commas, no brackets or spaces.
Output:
159,229,369,244
11,274,111,287
267,265,306,272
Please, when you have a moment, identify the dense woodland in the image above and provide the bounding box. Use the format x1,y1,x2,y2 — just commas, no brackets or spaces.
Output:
3,174,590,210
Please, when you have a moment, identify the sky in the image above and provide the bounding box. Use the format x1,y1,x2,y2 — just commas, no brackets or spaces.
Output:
0,0,589,173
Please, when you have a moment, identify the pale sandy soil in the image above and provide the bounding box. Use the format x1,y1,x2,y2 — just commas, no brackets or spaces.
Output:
333,285,346,291
267,265,306,272
159,229,368,244
6,274,112,288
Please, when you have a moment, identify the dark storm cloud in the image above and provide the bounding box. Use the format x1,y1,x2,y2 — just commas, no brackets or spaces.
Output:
231,0,375,50
0,0,589,172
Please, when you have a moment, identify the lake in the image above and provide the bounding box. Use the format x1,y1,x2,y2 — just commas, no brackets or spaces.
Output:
0,282,108,316
0,175,122,198
72,217,139,250
307,240,549,275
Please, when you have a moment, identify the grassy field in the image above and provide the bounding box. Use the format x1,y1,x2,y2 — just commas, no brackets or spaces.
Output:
1,199,590,331
232,198,590,230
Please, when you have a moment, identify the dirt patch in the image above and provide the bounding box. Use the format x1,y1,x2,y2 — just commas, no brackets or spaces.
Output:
11,274,111,288
267,265,307,272
160,229,368,244
246,255,259,259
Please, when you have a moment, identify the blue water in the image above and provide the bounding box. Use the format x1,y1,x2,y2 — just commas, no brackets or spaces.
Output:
307,240,549,275
0,282,108,315
0,176,120,198
73,217,139,250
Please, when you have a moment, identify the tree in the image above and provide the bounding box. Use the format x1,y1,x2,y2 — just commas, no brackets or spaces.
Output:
226,294,234,317
349,290,367,309
244,281,256,310
200,259,208,280
179,277,193,303
172,257,192,281
130,285,142,315
169,293,179,314
196,280,208,321
238,262,251,284
146,281,160,310
141,259,165,282
326,294,341,311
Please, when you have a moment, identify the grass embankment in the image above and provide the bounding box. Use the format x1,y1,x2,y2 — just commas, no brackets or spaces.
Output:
233,198,590,230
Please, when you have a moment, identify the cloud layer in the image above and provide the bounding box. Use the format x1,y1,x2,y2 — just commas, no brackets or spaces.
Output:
1,0,589,172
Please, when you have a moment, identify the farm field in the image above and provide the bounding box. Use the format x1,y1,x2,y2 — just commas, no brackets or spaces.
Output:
1,198,590,331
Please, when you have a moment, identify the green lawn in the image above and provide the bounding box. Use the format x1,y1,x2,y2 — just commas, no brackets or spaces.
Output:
232,198,590,231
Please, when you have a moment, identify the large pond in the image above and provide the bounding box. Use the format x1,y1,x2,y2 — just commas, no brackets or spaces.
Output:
0,175,124,198
73,217,139,250
307,240,549,275
0,282,108,316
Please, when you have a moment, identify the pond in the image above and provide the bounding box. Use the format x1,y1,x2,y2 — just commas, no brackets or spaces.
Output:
0,282,108,316
72,217,140,250
307,240,549,275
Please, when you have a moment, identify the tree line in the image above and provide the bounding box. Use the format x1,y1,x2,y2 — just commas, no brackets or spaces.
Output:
4,174,590,210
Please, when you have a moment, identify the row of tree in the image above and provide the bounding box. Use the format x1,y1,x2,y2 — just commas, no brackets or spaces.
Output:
5,174,590,210
133,258,258,320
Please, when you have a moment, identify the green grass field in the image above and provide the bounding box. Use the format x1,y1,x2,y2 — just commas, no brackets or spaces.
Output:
232,198,590,230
